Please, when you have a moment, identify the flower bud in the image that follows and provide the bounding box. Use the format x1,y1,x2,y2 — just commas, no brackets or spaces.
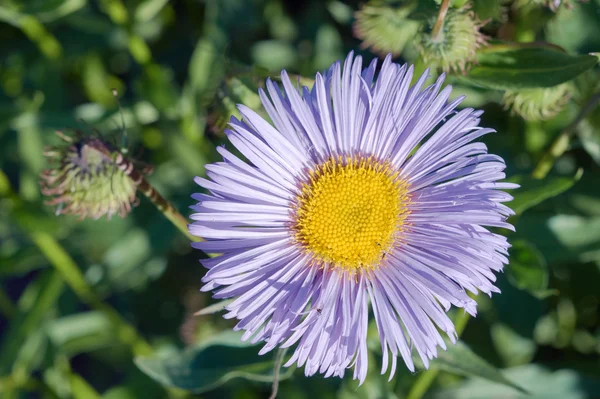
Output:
416,8,487,73
41,132,140,220
353,2,420,56
502,83,572,121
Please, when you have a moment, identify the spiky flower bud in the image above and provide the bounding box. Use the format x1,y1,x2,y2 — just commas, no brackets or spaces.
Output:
41,132,142,220
502,83,572,121
416,8,487,73
353,2,420,56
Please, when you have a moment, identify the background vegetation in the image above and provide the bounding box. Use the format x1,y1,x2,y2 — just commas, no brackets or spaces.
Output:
1,0,600,398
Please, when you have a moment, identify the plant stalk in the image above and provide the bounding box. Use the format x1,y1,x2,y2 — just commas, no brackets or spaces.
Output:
532,92,600,179
431,0,451,40
113,153,199,242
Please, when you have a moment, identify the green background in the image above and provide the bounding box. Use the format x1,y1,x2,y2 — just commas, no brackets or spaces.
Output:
1,0,600,398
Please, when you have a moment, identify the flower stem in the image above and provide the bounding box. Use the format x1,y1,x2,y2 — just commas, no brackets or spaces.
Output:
269,347,288,399
532,91,600,179
405,310,472,399
431,0,451,40
406,367,440,399
113,153,199,242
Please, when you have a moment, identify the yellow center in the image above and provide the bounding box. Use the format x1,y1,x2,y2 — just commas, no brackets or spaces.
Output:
292,156,410,271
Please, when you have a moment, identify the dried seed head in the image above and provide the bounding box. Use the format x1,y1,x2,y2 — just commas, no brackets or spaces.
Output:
40,132,141,220
416,8,488,74
502,83,572,121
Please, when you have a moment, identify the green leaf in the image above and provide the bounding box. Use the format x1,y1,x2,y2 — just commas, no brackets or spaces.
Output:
508,171,581,215
547,215,600,256
460,44,598,90
491,323,536,367
577,112,600,166
432,364,600,399
252,41,298,71
47,311,116,356
135,331,294,393
507,240,555,299
69,373,102,399
417,340,526,393
134,0,169,22
0,271,64,374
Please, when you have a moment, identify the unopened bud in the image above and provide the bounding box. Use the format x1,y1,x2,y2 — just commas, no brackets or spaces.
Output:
40,132,141,220
502,83,572,121
353,2,420,56
416,8,488,73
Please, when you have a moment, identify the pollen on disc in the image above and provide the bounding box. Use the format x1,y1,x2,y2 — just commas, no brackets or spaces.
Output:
293,156,410,271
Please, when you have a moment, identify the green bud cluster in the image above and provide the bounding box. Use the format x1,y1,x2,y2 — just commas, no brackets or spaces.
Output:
353,2,420,56
416,8,488,73
41,132,139,220
502,83,572,121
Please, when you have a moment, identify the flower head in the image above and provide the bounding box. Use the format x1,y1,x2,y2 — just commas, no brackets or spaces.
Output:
189,53,516,383
41,131,140,220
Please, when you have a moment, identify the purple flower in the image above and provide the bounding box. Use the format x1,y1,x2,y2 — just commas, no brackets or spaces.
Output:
189,52,516,383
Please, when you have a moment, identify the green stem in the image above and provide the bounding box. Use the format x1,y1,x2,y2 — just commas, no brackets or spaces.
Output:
269,347,288,399
532,92,600,179
405,310,472,399
431,0,451,40
406,367,440,399
113,153,199,242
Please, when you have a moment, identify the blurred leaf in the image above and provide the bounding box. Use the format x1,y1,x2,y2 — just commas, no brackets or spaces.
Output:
577,116,600,165
70,373,102,399
491,323,536,367
22,0,87,22
134,0,169,22
102,228,154,291
546,1,600,53
47,311,115,356
417,340,526,393
0,245,48,276
460,44,598,90
473,0,505,22
135,331,294,393
252,41,297,71
227,77,262,111
13,328,48,378
508,171,581,215
134,64,178,114
507,240,554,298
547,215,600,256
515,213,600,264
0,271,63,374
433,364,600,399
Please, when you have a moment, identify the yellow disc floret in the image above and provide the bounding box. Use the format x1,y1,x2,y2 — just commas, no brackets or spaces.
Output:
292,156,410,271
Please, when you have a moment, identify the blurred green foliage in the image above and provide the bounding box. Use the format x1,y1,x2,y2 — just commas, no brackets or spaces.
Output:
1,0,600,398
